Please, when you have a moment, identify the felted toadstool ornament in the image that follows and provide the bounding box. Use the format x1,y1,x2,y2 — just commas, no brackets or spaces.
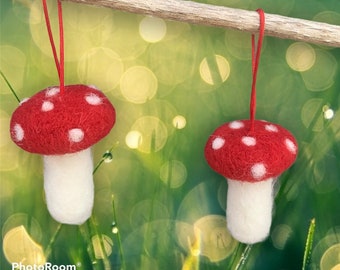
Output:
10,85,115,224
9,0,116,225
204,10,298,244
205,120,297,244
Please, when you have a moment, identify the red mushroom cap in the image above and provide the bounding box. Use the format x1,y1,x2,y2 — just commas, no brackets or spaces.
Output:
10,84,115,155
204,120,298,182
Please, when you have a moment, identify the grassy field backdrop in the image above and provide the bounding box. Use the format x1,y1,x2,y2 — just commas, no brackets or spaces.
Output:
0,0,340,269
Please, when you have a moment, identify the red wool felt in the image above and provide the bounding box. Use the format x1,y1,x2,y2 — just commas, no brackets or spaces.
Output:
204,119,298,182
10,84,115,155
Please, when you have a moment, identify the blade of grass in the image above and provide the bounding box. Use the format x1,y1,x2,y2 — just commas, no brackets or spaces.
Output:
93,142,119,175
44,223,63,259
0,69,21,103
111,194,126,270
88,217,111,270
302,218,316,270
80,220,102,270
234,244,253,270
227,242,243,269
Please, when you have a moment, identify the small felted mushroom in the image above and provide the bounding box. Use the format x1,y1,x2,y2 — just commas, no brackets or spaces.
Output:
10,84,115,225
204,119,297,244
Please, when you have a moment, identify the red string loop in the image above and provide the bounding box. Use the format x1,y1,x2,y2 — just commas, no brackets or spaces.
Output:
57,0,65,94
42,0,65,95
250,9,265,131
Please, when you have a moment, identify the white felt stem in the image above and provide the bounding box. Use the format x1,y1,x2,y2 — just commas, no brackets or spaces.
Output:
43,148,94,225
226,178,274,244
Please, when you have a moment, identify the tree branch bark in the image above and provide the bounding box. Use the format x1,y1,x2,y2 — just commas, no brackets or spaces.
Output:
62,0,340,47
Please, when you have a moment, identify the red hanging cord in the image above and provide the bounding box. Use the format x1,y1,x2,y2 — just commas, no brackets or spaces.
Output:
249,9,265,131
41,0,65,94
57,0,65,93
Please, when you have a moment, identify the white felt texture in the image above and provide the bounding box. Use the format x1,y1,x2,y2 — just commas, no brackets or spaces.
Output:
226,178,274,244
43,148,94,225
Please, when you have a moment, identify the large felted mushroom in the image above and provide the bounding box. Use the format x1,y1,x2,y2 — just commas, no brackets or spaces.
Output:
10,84,115,225
204,119,297,244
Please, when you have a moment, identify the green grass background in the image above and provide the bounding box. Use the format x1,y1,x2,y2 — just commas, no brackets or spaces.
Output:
0,0,340,269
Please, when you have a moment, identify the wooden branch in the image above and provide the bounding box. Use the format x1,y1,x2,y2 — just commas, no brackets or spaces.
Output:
62,0,340,48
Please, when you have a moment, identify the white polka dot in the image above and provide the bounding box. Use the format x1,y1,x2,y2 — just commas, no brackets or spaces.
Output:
41,101,54,112
265,124,278,132
45,87,60,97
229,121,244,129
285,138,297,154
19,98,30,105
212,137,225,150
241,136,256,146
13,123,24,142
68,128,84,143
85,93,102,105
251,163,267,179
